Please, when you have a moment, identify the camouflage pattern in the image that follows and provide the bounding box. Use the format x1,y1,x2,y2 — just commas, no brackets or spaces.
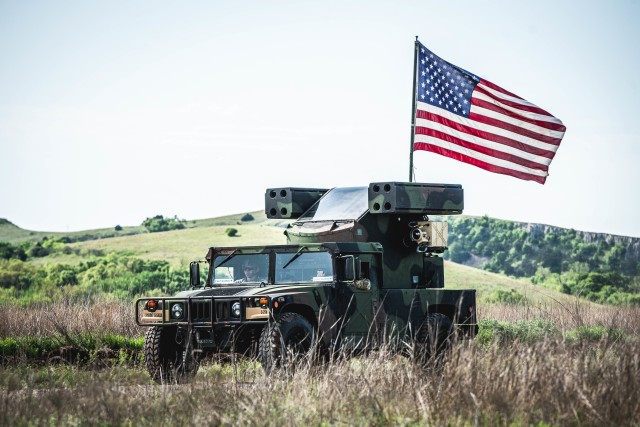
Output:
265,188,328,219
136,181,477,378
368,182,463,215
137,242,476,353
285,184,454,289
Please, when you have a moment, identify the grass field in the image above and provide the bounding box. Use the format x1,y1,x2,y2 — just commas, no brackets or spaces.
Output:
1,299,638,426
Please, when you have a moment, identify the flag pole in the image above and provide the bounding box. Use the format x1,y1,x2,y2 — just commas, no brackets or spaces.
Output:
409,36,419,182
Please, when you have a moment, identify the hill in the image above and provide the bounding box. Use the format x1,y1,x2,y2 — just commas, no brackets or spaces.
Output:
444,215,640,304
0,217,147,244
446,216,640,276
0,211,588,306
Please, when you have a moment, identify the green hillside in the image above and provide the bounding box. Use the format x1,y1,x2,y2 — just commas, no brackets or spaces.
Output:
445,215,640,305
64,216,289,266
444,260,578,305
0,218,146,244
0,211,581,306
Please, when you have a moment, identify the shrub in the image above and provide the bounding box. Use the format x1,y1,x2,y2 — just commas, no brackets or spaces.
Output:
142,215,186,233
0,242,27,261
487,289,527,305
240,213,254,222
28,243,50,258
225,228,238,237
115,225,123,231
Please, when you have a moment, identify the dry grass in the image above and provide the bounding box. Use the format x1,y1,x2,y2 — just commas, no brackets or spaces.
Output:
1,300,639,425
1,337,639,426
0,297,138,339
480,300,640,336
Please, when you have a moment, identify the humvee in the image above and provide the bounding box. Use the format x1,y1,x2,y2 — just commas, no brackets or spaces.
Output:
136,182,477,382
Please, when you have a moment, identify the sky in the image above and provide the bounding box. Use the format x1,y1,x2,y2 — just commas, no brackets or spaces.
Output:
1,0,639,237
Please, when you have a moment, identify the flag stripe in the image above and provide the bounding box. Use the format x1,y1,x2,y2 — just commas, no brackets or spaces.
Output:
414,135,548,177
415,119,554,165
415,126,550,171
472,98,566,134
414,141,547,184
417,102,559,155
473,89,565,127
478,79,523,101
477,82,562,121
469,108,563,146
475,85,551,117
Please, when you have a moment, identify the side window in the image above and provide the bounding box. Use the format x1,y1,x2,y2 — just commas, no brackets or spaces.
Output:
360,261,370,279
360,259,380,289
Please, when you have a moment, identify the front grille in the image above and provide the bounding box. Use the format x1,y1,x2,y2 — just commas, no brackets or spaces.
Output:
185,298,242,323
216,301,232,321
190,301,212,322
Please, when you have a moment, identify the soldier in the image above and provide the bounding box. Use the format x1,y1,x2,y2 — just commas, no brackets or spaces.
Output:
236,258,266,283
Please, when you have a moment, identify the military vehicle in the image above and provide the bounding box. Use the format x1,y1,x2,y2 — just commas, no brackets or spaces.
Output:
136,182,477,383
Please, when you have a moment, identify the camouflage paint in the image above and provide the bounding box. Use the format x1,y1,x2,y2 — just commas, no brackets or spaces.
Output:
265,188,327,219
136,181,477,359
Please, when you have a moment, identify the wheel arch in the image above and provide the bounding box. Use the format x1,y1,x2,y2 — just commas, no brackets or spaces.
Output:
279,303,318,330
426,304,455,321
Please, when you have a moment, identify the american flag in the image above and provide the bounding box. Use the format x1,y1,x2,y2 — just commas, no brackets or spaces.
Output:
413,41,566,184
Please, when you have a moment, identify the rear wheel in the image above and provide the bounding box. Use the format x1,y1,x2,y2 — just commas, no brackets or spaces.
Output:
144,326,199,384
415,313,453,364
258,313,316,374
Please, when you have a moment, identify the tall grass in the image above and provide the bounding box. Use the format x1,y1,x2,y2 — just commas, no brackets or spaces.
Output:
1,337,638,426
0,297,137,339
0,300,639,425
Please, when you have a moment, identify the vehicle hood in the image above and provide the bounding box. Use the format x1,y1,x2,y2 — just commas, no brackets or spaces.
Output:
175,284,329,298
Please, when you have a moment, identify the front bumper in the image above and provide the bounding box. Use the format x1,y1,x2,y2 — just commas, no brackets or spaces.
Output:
135,295,272,327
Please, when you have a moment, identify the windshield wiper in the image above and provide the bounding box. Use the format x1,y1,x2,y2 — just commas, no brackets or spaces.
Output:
282,246,307,269
216,249,238,268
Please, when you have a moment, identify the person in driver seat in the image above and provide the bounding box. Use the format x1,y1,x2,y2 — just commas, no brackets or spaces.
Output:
236,259,266,283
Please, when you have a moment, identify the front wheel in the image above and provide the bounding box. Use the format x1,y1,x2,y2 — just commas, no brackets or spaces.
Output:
258,313,316,374
144,326,199,384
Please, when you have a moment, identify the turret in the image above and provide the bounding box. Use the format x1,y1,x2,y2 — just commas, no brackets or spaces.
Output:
265,182,464,289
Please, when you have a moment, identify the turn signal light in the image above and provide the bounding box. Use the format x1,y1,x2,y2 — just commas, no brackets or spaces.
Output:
259,297,268,306
146,299,157,312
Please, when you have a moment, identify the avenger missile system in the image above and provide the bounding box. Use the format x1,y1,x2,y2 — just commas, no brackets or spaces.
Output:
136,181,477,383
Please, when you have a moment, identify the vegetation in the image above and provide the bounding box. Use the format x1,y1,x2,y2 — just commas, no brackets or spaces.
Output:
142,214,186,233
0,300,638,426
0,253,187,304
1,211,639,425
0,241,27,261
446,216,640,304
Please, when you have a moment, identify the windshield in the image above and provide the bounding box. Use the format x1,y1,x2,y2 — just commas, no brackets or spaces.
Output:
275,251,333,284
298,187,368,222
212,253,268,285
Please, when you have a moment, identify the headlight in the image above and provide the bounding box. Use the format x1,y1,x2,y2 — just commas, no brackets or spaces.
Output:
171,303,184,319
231,302,241,318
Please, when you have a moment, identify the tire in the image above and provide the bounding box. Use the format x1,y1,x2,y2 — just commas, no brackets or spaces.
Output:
258,313,316,374
144,326,199,384
415,313,453,363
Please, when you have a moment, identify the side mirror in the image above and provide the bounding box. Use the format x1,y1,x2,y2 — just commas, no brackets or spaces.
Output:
190,262,201,288
337,255,355,282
